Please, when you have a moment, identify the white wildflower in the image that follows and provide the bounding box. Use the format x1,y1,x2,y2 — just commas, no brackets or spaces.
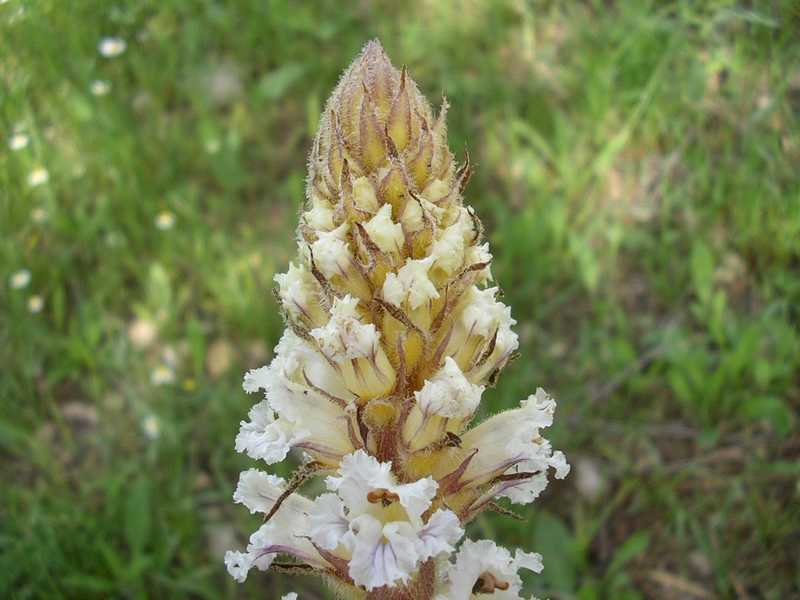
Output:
90,79,112,96
438,539,543,600
30,206,47,223
9,269,31,290
308,451,463,590
149,364,175,386
141,415,161,440
154,211,176,230
98,36,127,58
26,295,44,314
383,256,440,311
8,132,29,150
26,168,49,187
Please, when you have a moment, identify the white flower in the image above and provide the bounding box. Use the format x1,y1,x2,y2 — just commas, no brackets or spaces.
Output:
150,364,175,386
448,286,519,383
98,36,127,58
141,414,160,440
429,208,473,276
127,318,157,349
307,450,463,591
461,287,511,340
415,357,484,420
26,168,49,187
310,222,351,281
9,269,31,290
8,132,29,150
223,550,252,583
238,333,357,464
233,469,296,515
154,211,175,230
383,256,440,310
459,389,570,507
26,295,44,314
464,242,493,282
438,539,543,600
281,594,298,600
274,262,326,327
90,79,112,96
310,295,380,363
225,472,328,583
363,203,405,257
30,206,47,223
402,356,484,451
234,400,303,464
309,295,396,398
303,201,336,232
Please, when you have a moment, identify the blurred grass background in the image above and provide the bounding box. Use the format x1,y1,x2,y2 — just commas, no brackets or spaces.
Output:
2,0,799,598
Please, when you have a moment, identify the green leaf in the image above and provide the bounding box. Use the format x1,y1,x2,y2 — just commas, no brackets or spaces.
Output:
690,242,714,305
740,395,793,437
97,539,124,575
124,478,152,555
0,421,31,455
607,530,650,576
534,512,578,592
576,582,602,600
61,574,118,593
257,63,306,101
123,554,155,580
666,369,693,405
52,284,66,332
699,426,720,448
186,316,206,378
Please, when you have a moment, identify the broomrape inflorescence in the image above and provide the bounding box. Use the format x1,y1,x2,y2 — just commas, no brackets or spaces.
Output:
226,40,569,600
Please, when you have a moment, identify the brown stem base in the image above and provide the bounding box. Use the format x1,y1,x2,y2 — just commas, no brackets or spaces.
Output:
366,559,436,600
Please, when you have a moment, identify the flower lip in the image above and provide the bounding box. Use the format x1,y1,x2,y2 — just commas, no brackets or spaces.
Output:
307,450,463,590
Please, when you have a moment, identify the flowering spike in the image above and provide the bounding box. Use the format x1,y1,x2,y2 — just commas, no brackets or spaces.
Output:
227,40,569,599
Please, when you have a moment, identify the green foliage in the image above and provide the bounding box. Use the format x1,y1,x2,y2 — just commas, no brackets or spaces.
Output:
2,0,798,598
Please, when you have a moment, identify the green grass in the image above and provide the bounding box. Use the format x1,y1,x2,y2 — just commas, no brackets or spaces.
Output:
2,0,799,598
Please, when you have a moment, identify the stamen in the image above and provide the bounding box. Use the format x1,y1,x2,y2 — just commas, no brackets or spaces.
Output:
472,571,510,594
366,488,400,504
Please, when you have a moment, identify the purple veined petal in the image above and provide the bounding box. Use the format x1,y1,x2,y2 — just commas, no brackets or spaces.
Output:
234,401,303,464
415,509,464,560
308,493,353,551
348,514,420,590
458,389,561,487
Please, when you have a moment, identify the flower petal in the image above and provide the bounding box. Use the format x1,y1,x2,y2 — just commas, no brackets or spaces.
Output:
234,401,304,464
326,449,393,513
439,539,543,600
415,509,463,560
415,356,483,419
459,388,567,492
348,514,419,590
224,550,253,583
232,468,287,514
308,493,353,551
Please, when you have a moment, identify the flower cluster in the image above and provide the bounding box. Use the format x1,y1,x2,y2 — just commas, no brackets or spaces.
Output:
226,40,568,600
